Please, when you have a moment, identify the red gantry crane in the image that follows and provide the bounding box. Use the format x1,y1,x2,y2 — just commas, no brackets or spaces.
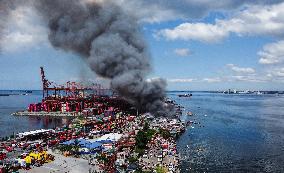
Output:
40,67,111,99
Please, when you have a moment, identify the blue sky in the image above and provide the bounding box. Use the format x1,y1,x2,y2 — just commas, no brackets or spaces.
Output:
1,0,284,90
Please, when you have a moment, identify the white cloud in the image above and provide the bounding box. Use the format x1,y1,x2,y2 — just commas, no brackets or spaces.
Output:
222,64,266,82
158,2,284,42
111,0,283,23
109,0,182,23
168,76,265,83
226,64,255,74
166,65,284,84
167,78,195,83
153,1,284,84
161,23,228,42
266,68,284,78
264,69,284,82
230,75,267,83
174,48,191,57
274,68,284,77
258,40,284,64
203,78,222,83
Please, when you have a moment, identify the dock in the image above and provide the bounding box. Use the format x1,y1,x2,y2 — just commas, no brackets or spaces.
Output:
12,111,82,117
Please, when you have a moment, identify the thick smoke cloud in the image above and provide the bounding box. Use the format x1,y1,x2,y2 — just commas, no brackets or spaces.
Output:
0,0,15,51
30,0,171,116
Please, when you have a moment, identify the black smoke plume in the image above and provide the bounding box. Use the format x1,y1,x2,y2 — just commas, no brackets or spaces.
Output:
0,0,15,51
34,0,172,116
0,0,173,116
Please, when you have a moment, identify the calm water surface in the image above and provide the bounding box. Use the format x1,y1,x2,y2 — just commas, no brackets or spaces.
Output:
171,92,284,173
0,90,284,172
0,90,70,137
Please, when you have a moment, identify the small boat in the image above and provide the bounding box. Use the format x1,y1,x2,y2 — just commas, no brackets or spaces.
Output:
187,112,193,116
0,94,9,96
178,93,192,97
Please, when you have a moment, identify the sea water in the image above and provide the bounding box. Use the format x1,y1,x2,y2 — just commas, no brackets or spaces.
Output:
172,92,284,172
0,90,69,137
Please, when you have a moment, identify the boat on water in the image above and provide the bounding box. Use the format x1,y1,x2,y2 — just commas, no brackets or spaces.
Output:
187,112,193,116
178,93,192,97
0,94,10,96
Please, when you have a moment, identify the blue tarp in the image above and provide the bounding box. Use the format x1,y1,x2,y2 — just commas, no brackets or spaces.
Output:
61,139,103,150
99,139,112,144
78,139,91,146
86,142,102,149
61,139,76,145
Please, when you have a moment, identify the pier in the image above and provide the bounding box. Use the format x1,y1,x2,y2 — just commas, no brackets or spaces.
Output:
12,111,82,117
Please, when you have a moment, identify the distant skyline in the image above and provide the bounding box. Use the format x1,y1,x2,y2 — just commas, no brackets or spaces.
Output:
1,1,284,90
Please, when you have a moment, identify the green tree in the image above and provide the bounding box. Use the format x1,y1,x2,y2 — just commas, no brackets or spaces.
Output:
135,124,156,156
159,128,171,139
155,166,167,173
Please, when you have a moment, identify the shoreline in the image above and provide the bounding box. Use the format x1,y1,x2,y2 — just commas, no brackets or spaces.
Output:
12,111,83,117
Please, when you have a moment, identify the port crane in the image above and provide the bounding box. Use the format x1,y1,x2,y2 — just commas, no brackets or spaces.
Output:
40,67,110,99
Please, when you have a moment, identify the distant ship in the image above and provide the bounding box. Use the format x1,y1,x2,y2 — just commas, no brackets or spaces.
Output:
178,93,192,97
223,89,263,95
